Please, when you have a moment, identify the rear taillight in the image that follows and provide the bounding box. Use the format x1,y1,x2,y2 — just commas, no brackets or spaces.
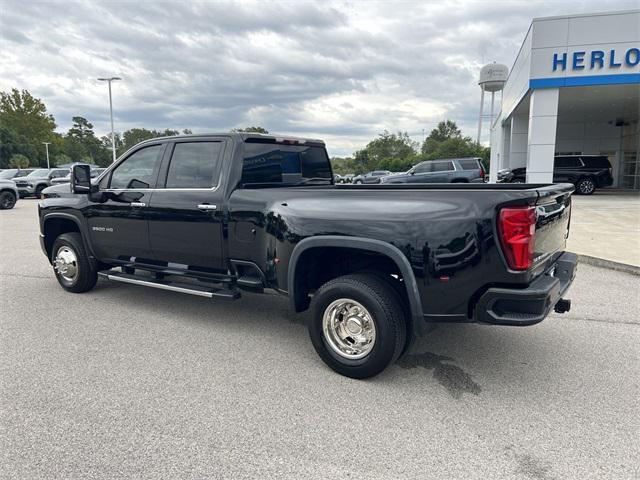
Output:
498,206,536,270
479,163,486,179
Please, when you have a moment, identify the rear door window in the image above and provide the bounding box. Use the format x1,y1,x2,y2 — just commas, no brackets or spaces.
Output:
581,156,611,168
50,169,68,179
458,159,480,170
554,157,582,168
413,163,432,174
431,161,455,172
164,142,223,189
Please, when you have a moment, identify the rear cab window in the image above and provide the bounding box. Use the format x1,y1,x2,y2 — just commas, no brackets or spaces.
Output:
240,139,332,186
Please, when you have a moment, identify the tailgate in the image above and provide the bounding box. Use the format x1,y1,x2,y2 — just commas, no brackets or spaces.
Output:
533,184,573,266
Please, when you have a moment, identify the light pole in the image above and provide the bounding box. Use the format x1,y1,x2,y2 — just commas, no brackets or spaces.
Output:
42,142,51,169
97,77,122,163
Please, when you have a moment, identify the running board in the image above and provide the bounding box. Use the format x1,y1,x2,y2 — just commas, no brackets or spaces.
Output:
98,272,241,299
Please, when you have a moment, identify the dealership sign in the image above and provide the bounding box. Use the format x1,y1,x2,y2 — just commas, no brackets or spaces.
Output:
553,47,640,71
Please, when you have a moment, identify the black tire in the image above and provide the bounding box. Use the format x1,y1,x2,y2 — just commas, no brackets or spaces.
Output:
51,232,98,293
575,178,596,195
35,184,46,199
308,273,407,379
0,191,17,210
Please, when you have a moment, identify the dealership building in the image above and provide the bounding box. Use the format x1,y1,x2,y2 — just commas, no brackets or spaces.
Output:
489,10,640,189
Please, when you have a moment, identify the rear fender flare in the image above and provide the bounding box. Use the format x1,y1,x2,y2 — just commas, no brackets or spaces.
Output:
287,236,424,329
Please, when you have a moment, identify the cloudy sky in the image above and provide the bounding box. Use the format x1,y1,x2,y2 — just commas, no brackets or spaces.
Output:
0,0,636,156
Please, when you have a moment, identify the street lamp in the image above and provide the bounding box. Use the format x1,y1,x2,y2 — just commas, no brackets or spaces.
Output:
42,142,51,169
97,77,122,163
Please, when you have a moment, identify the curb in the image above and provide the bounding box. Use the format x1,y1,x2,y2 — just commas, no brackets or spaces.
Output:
578,254,640,276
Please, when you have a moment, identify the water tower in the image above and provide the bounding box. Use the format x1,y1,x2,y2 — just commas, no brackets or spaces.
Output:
477,62,508,144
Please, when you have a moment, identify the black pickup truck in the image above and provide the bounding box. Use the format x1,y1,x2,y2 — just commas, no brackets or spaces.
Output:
39,133,577,378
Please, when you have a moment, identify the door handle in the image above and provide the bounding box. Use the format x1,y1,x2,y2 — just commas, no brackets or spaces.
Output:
130,202,146,207
197,204,217,211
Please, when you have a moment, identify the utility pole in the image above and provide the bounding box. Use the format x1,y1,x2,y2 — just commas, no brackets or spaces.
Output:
97,77,122,163
42,142,51,169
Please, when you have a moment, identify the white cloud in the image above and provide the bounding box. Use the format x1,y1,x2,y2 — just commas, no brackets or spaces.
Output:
0,0,636,156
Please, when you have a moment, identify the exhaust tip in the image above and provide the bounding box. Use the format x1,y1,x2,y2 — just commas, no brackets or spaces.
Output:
554,298,571,314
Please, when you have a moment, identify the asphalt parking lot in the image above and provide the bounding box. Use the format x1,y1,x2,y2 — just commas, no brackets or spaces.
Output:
1,199,639,479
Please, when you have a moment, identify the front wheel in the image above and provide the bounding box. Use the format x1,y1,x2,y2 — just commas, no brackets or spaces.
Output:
51,232,98,293
308,273,407,379
576,178,596,195
0,191,17,209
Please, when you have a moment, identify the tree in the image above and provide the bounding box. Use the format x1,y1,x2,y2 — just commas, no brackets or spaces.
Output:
0,89,57,167
0,125,20,168
8,153,30,168
330,156,357,175
424,120,461,145
64,116,111,166
68,116,95,140
421,120,490,167
231,126,269,134
53,153,72,166
352,131,419,173
117,127,185,155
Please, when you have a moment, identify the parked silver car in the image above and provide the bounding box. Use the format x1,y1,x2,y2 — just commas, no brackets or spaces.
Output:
13,168,69,198
0,178,19,209
352,170,391,184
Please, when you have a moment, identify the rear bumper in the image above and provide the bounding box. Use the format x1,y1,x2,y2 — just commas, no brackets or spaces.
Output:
474,252,578,326
598,176,614,187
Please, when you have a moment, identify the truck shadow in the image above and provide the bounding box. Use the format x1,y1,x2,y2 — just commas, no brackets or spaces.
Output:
92,280,558,396
397,351,482,399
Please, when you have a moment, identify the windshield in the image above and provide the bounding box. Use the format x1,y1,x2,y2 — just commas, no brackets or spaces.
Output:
26,169,50,178
0,169,18,179
240,141,332,186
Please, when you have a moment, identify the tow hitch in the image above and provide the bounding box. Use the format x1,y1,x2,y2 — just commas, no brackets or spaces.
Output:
554,298,571,314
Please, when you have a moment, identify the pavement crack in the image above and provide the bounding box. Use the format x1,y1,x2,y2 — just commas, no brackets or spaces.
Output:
0,272,50,280
397,351,482,399
561,316,640,326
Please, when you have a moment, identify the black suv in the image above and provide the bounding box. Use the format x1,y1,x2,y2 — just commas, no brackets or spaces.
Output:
511,155,613,195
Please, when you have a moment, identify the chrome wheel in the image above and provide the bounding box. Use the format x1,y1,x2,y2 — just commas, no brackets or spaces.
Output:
322,298,376,360
578,179,595,194
53,246,79,282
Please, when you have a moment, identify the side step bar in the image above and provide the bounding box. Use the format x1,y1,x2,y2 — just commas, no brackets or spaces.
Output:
98,271,241,300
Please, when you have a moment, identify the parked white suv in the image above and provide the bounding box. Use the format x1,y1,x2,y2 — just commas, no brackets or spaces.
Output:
0,178,19,209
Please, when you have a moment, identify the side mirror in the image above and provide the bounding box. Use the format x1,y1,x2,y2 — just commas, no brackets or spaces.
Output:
71,164,92,193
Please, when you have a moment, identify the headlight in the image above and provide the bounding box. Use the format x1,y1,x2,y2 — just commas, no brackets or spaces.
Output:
27,183,33,188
